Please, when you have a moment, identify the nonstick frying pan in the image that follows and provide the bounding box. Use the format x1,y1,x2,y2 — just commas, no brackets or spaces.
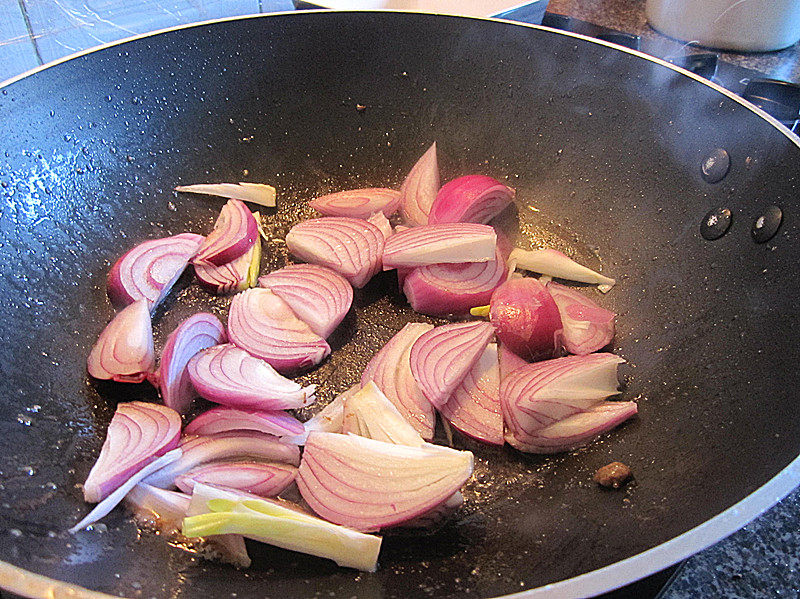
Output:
0,10,798,599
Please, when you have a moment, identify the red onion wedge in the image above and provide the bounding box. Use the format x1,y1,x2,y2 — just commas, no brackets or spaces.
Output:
185,406,304,438
490,278,563,362
175,183,277,208
82,401,181,503
509,248,616,292
158,313,227,414
182,485,382,572
297,432,473,532
501,353,635,453
175,461,297,497
402,245,507,316
258,264,353,339
439,343,502,445
283,385,354,445
193,199,259,266
428,175,515,225
107,233,204,312
195,233,261,295
342,381,425,447
71,449,182,533
310,188,401,219
227,288,331,373
409,321,494,409
187,343,316,410
382,223,496,270
362,323,435,439
87,299,155,383
367,211,393,240
547,281,616,355
399,142,439,227
143,431,301,489
126,483,190,534
285,217,384,288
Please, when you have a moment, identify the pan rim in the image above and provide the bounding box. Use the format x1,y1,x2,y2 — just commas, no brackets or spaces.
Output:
1,9,799,599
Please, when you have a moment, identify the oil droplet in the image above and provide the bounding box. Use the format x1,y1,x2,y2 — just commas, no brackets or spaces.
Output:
16,414,32,426
9,529,22,537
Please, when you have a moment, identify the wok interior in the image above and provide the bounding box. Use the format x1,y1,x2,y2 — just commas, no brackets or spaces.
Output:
0,11,797,598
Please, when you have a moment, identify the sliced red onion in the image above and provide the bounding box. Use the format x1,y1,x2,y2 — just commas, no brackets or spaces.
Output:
175,183,277,208
310,188,401,219
227,288,331,373
283,385,354,445
87,299,155,383
362,323,435,439
297,432,473,532
428,175,515,225
409,321,494,409
195,236,261,295
439,343,502,445
187,343,316,410
175,461,297,497
402,245,506,316
501,353,634,453
185,407,304,438
509,248,616,291
107,233,204,312
126,483,191,533
193,199,258,266
342,381,425,447
82,402,182,503
71,448,182,533
143,431,300,489
547,281,616,355
158,313,226,414
258,264,353,339
399,142,439,227
367,211,393,240
490,278,563,362
382,223,496,270
285,217,384,288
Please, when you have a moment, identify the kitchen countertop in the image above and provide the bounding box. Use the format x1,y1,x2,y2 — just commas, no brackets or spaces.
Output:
1,1,799,598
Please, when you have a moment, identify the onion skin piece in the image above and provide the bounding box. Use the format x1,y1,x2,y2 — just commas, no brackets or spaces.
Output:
195,235,261,295
547,281,615,355
399,142,439,227
362,323,436,439
227,288,331,373
285,217,384,288
185,406,304,437
284,385,355,445
342,381,425,447
258,264,353,339
382,223,497,270
498,342,528,378
107,233,204,312
182,492,382,572
194,199,259,266
409,321,494,409
509,248,616,290
367,211,393,240
501,353,634,453
143,431,300,488
310,188,401,219
187,343,316,410
490,278,563,362
82,401,182,503
175,183,276,208
87,299,155,383
297,432,473,532
428,175,515,225
439,343,503,445
158,313,227,414
126,483,190,534
175,461,297,497
400,491,463,530
402,245,507,316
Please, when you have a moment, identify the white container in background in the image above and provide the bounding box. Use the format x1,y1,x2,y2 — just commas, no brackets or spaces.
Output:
646,0,800,52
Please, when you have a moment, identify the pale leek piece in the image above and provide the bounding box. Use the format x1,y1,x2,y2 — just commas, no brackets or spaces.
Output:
175,183,277,208
509,248,615,292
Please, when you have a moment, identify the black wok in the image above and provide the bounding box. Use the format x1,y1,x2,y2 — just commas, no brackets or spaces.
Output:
0,10,798,598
